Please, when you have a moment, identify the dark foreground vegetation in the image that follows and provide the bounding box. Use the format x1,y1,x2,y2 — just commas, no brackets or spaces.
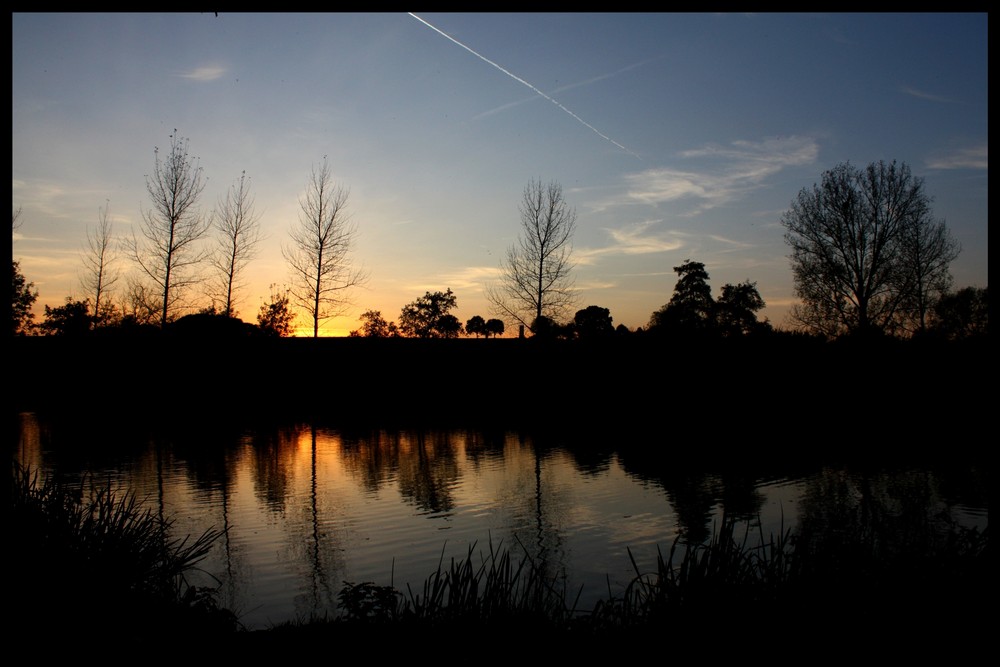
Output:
10,459,988,655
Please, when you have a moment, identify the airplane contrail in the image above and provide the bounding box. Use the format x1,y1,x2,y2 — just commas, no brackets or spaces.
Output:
409,13,641,160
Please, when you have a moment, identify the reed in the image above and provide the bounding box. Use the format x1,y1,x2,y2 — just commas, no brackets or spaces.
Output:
10,461,235,640
12,460,987,643
338,535,580,632
335,511,987,639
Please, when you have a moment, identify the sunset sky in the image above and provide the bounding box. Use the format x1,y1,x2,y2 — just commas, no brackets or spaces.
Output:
12,12,988,336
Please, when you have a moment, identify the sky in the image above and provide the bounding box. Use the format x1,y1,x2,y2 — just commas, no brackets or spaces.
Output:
11,12,989,336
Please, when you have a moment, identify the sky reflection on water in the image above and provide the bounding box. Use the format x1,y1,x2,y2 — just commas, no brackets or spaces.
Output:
13,413,987,630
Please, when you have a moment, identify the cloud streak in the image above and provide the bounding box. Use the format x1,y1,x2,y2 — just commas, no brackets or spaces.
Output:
576,221,686,265
177,65,226,81
625,136,819,212
926,144,988,170
409,13,640,159
898,84,958,104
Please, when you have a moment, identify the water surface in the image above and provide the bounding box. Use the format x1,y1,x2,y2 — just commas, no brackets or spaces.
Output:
13,412,987,630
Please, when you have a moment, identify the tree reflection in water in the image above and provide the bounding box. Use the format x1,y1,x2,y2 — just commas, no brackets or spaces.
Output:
13,412,987,630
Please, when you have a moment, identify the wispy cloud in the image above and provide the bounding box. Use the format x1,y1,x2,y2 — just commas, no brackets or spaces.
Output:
411,266,500,294
926,143,988,170
898,84,958,104
576,220,686,265
177,65,226,81
624,136,819,212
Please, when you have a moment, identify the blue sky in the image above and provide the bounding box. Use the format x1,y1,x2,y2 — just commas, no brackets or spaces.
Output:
12,12,988,335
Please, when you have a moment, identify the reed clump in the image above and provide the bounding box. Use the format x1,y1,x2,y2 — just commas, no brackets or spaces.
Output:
9,461,236,641
12,460,987,646
327,513,987,645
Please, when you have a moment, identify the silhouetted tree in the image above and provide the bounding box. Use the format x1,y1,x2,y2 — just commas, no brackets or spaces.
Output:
121,276,162,327
930,286,988,340
125,130,211,327
284,158,366,337
209,171,263,318
648,260,715,334
80,201,119,329
573,305,614,339
529,315,572,339
170,310,257,337
11,260,37,336
716,280,768,336
782,160,958,337
11,207,37,336
351,309,399,337
465,315,487,338
257,284,295,337
484,318,505,339
398,289,462,338
487,179,577,331
39,298,91,336
895,216,960,334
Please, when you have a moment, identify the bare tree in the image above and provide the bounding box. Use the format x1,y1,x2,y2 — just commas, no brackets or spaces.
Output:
209,171,263,317
487,179,577,331
782,160,955,337
125,131,210,327
895,217,959,334
121,275,162,327
80,201,120,328
283,159,366,337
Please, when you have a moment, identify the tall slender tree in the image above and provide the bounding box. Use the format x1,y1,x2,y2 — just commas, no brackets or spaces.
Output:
209,171,263,317
283,158,366,337
126,131,210,327
80,201,119,328
487,179,577,331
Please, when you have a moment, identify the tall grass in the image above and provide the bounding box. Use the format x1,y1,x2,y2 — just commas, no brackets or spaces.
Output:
10,461,236,641
336,536,580,632
331,511,987,641
12,459,987,644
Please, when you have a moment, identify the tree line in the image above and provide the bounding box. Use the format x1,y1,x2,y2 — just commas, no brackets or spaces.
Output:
8,136,989,341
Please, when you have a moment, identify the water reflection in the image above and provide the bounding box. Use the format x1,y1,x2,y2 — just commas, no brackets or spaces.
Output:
12,412,987,630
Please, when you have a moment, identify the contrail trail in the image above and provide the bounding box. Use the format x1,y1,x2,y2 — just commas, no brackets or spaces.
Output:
409,13,641,160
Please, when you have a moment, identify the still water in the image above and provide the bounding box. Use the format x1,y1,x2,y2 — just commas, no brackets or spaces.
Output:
13,412,987,630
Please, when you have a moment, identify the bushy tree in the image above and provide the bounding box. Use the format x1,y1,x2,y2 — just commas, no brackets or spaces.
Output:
929,286,988,340
648,260,715,334
257,285,296,337
484,318,505,339
39,298,92,336
351,310,399,337
716,281,768,336
12,260,38,336
465,315,487,338
529,315,573,339
398,289,462,338
573,305,614,339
